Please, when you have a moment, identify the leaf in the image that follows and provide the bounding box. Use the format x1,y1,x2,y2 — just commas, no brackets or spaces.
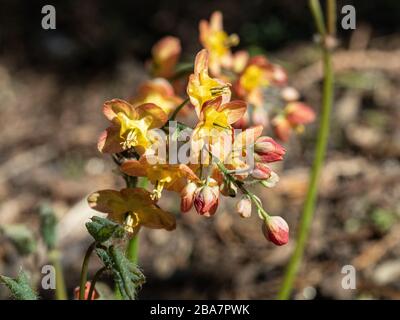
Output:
86,216,125,243
95,246,145,300
39,203,57,250
0,271,38,300
1,225,37,256
87,216,125,242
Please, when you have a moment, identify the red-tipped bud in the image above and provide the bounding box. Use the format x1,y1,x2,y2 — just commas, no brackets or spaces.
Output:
74,281,99,300
254,136,286,163
251,163,272,180
262,216,289,246
236,196,252,218
194,184,219,217
180,182,198,212
272,115,292,142
285,102,315,125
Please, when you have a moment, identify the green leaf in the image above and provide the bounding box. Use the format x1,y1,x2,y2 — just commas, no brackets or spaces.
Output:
1,225,37,256
0,271,38,300
39,203,57,250
86,216,125,243
95,246,145,300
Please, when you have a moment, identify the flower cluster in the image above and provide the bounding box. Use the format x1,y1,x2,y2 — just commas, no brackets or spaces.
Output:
86,11,317,246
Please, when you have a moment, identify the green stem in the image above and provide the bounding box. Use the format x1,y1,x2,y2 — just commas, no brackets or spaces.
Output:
169,98,189,121
126,236,139,263
79,242,96,300
215,161,269,220
88,267,107,300
49,249,67,300
327,0,337,36
277,0,335,300
309,0,326,36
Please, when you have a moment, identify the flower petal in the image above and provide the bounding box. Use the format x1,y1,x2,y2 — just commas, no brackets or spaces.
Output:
87,190,128,216
137,205,176,231
97,125,124,154
219,100,247,124
135,103,168,129
120,160,146,177
234,125,263,149
103,99,137,123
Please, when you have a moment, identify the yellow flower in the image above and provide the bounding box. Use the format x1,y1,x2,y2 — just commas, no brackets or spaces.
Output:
234,56,287,108
87,188,176,236
187,49,231,117
98,99,168,154
199,11,239,75
193,96,247,141
121,156,199,199
130,78,183,116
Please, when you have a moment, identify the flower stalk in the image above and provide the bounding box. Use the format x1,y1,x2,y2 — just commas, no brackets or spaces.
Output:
79,242,96,300
278,0,336,300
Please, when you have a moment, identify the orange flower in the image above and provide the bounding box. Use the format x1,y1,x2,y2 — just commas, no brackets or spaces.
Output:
130,78,183,116
87,188,176,236
199,11,239,76
121,156,199,198
150,36,181,78
97,99,167,154
272,102,315,141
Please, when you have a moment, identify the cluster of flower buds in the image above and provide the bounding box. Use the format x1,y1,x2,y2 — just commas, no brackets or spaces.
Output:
87,11,299,246
181,179,220,217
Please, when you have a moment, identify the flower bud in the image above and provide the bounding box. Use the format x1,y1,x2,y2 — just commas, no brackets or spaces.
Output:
271,65,288,86
262,216,289,246
254,136,286,162
260,171,280,188
180,182,198,212
194,184,219,217
236,196,252,218
285,102,315,125
220,179,238,197
251,163,271,180
281,86,300,102
74,281,99,300
272,115,292,142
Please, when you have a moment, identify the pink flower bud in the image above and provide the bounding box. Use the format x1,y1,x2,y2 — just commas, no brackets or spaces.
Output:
236,196,252,218
262,216,289,246
251,163,271,180
285,102,315,125
194,185,219,217
254,136,286,162
74,281,99,300
272,115,292,142
180,182,198,212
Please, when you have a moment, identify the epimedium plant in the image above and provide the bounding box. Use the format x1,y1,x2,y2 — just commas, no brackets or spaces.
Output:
80,11,316,300
0,9,320,300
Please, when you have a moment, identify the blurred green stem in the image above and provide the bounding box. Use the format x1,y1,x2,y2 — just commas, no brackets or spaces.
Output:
278,0,335,300
79,242,96,300
49,249,67,300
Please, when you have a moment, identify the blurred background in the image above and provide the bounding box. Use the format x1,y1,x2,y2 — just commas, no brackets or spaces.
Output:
0,0,399,299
